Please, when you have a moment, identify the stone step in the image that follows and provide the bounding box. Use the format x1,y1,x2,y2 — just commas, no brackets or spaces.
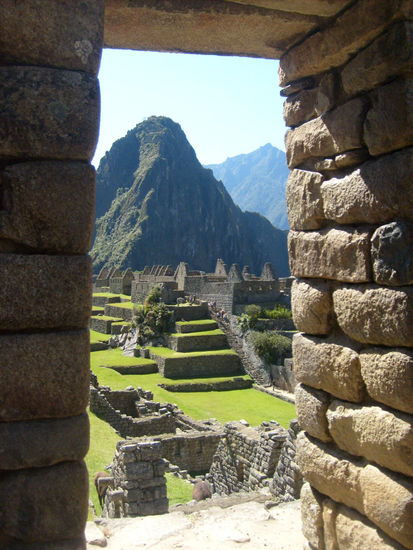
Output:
105,303,134,321
93,294,121,307
90,315,123,334
149,348,242,379
175,320,218,333
167,330,228,353
168,302,209,321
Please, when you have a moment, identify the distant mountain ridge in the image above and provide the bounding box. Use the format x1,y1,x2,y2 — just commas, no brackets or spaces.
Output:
91,117,290,276
206,144,289,230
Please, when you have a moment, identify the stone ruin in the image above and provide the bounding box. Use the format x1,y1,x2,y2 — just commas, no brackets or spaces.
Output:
95,259,286,313
2,1,412,548
102,440,169,518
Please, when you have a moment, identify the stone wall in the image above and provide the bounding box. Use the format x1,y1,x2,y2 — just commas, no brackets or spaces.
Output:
90,387,176,438
0,2,104,546
150,431,223,474
270,419,303,502
282,3,413,548
103,440,169,518
208,421,287,495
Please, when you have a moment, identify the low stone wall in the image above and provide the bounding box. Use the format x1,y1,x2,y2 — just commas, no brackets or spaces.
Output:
104,304,133,321
158,377,253,392
208,421,287,495
167,332,228,352
270,419,303,501
89,387,175,437
170,302,209,321
103,440,168,518
90,316,120,334
151,431,223,474
154,352,241,379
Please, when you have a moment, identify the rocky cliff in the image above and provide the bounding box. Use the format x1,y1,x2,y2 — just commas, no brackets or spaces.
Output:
92,117,289,276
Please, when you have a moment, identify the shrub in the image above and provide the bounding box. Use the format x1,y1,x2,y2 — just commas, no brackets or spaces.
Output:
132,302,172,345
244,304,262,319
248,331,292,365
261,304,292,320
237,313,250,332
145,285,162,306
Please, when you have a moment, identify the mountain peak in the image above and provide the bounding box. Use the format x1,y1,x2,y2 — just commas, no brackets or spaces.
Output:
92,118,289,276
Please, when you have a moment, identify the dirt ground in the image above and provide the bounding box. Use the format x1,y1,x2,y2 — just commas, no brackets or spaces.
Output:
86,497,304,550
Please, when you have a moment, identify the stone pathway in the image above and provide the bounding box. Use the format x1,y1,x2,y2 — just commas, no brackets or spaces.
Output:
86,499,304,549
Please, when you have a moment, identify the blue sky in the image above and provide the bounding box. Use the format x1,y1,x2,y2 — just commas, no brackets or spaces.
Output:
93,49,286,168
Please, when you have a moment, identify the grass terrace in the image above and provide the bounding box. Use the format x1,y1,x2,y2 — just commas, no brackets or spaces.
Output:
170,328,224,338
148,346,237,358
93,292,131,300
90,330,111,344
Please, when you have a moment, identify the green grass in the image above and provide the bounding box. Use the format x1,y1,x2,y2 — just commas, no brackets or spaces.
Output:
176,320,217,326
91,362,295,428
148,346,236,358
108,301,134,309
160,374,251,386
166,473,194,506
91,348,151,369
90,330,111,344
91,315,123,322
171,329,224,338
93,292,131,300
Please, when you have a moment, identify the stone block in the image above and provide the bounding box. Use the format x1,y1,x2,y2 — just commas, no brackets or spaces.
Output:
295,383,331,442
327,400,413,477
285,98,365,169
286,169,325,230
0,162,95,254
0,461,88,543
0,0,103,73
0,67,99,161
293,332,365,402
288,227,372,283
335,504,406,550
300,482,325,550
279,0,400,85
321,148,413,225
334,149,369,169
365,78,413,156
0,330,90,421
0,254,91,330
291,278,334,335
371,221,413,286
283,73,337,127
296,432,413,549
360,347,413,415
321,498,338,550
341,21,413,96
333,284,413,347
0,414,89,470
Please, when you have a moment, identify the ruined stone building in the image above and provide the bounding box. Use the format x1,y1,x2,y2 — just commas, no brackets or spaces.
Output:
95,258,284,312
1,1,412,548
